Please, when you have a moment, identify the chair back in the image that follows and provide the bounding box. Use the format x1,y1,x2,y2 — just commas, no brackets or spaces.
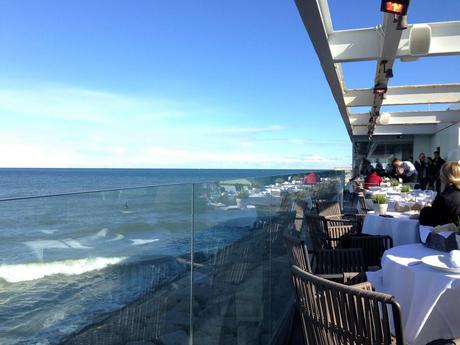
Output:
316,200,342,218
358,195,374,214
350,235,393,269
304,214,328,250
282,230,311,272
291,265,405,345
323,218,355,249
313,248,365,275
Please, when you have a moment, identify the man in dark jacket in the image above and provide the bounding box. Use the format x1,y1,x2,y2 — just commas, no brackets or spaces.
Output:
414,153,429,190
432,151,446,192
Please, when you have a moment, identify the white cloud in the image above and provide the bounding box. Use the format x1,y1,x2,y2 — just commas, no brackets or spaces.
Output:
110,147,128,154
239,141,255,147
219,125,286,134
130,146,343,169
0,84,184,124
287,138,305,145
0,82,351,169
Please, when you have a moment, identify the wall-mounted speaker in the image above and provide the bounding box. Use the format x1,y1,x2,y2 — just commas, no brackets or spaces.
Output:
409,24,432,56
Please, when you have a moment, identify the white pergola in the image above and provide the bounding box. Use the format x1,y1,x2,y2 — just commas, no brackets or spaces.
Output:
295,0,460,141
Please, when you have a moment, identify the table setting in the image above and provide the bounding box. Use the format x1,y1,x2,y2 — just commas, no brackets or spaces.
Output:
361,186,437,246
366,223,460,345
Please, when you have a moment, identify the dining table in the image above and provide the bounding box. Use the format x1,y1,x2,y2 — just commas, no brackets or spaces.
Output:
362,211,420,246
367,244,460,345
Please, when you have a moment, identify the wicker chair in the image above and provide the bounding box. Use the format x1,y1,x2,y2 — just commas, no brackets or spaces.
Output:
316,200,358,220
323,217,356,249
291,265,405,345
304,213,328,251
283,230,366,285
340,234,393,270
305,214,356,250
316,200,361,232
358,195,374,213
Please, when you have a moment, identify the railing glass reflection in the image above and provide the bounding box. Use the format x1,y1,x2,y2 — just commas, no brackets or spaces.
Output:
0,171,344,345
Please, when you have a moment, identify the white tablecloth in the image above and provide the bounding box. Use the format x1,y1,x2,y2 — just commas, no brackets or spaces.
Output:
362,212,420,246
367,244,460,345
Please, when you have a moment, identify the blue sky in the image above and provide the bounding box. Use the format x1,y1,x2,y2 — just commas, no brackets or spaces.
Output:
0,0,458,168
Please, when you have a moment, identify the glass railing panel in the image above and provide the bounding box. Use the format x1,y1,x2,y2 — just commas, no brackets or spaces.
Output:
191,177,275,344
191,172,345,344
0,170,345,345
267,173,344,339
0,184,193,345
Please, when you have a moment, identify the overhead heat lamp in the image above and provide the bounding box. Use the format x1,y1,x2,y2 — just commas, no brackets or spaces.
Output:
380,0,410,16
373,84,388,96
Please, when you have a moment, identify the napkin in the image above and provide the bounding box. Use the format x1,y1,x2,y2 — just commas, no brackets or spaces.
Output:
419,226,432,244
450,250,460,268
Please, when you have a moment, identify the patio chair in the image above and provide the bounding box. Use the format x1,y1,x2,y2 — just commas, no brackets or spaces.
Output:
340,234,393,270
305,214,356,250
316,200,361,232
358,195,374,213
323,217,357,249
316,200,357,220
283,230,366,285
291,265,405,345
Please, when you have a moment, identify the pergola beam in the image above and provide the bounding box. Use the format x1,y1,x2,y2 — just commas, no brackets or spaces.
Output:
352,124,441,136
330,21,460,63
349,110,460,126
295,0,353,139
345,84,460,107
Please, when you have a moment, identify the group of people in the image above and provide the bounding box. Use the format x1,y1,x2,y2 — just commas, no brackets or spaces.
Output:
363,150,446,192
361,152,460,228
413,151,446,191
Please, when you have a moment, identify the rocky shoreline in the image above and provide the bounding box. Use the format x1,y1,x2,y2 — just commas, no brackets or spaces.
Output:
58,215,294,345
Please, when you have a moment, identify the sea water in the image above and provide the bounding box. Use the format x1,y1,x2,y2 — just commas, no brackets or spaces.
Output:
0,168,306,344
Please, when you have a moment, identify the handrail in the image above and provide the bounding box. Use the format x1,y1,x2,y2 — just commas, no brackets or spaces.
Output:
0,170,342,202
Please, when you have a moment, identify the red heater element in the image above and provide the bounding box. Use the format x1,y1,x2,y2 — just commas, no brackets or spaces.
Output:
373,84,388,95
380,0,410,15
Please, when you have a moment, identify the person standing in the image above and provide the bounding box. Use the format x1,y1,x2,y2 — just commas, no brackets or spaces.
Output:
432,150,446,192
414,153,429,190
427,157,436,189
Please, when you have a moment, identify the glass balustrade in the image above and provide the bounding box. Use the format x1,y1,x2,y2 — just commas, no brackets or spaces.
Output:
0,171,344,345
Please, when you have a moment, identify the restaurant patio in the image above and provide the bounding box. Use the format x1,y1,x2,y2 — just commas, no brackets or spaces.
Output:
288,1,460,344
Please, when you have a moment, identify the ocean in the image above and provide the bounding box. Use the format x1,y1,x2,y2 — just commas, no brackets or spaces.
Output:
0,168,308,344
0,168,309,200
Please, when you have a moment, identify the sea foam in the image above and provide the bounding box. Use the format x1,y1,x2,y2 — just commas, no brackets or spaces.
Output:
0,257,126,283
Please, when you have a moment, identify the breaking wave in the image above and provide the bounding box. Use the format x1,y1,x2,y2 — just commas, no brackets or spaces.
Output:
0,257,127,283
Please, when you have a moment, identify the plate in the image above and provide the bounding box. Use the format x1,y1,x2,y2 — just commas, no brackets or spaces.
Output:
421,255,460,274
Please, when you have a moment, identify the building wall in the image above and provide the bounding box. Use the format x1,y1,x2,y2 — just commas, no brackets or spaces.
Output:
431,123,460,161
413,135,433,159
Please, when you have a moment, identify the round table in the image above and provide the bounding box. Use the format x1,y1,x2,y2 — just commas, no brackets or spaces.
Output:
367,244,460,345
362,212,420,247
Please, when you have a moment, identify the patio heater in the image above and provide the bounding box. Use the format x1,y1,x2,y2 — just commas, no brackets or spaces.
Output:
381,0,410,30
380,0,410,15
